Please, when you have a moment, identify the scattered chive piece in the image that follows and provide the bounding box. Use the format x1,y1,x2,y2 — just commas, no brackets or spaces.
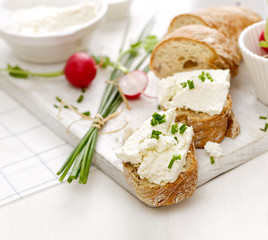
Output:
259,116,267,120
210,156,215,164
187,80,195,89
180,82,187,88
171,123,178,134
53,104,59,109
150,112,166,126
77,95,84,103
56,96,62,103
151,130,162,140
260,123,268,132
157,104,161,110
168,154,182,169
174,136,178,142
81,88,86,93
82,111,91,116
179,123,187,134
64,105,69,109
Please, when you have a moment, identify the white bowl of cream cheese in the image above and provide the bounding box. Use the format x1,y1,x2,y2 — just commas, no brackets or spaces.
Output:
0,0,107,63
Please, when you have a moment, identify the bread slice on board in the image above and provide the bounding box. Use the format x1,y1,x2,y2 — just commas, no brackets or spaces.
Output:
123,142,198,207
167,6,262,43
150,25,241,79
173,94,240,148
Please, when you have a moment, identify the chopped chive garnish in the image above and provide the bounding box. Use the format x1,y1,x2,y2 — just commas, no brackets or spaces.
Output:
81,88,86,93
173,154,181,160
150,112,166,126
180,82,187,88
171,123,178,134
77,95,84,103
168,154,182,169
260,123,268,132
82,111,91,116
187,80,195,89
179,123,187,134
64,105,69,109
259,116,267,120
206,72,214,82
56,96,62,103
198,71,206,82
151,118,158,126
158,119,166,124
168,159,175,169
174,136,178,142
210,156,215,164
151,130,162,140
53,104,59,109
157,104,161,110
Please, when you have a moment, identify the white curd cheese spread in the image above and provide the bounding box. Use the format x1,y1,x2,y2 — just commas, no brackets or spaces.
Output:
157,69,230,116
116,108,194,185
204,141,223,158
11,3,97,34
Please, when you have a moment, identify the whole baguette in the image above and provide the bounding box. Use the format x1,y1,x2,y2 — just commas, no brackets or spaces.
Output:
150,25,240,78
123,142,198,207
167,6,262,43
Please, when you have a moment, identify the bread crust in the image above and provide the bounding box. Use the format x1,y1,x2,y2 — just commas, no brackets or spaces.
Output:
123,143,198,207
168,6,262,43
173,94,239,148
150,25,240,78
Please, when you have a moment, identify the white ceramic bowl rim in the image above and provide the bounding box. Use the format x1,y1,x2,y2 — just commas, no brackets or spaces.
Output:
239,20,268,62
0,0,107,39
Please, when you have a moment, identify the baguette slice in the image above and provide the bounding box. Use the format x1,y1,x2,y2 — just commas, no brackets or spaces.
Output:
172,94,240,148
123,142,197,207
150,25,240,79
167,6,262,43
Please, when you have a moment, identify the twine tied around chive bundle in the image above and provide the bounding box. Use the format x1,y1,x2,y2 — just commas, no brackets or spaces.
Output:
56,100,128,134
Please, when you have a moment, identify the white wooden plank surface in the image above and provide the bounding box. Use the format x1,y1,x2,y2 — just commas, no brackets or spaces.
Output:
0,0,267,202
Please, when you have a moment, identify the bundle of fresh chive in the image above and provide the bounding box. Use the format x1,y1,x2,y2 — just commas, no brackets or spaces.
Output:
57,18,157,184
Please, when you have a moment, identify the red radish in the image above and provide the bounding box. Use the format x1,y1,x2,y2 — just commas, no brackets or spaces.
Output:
259,31,268,53
118,70,148,99
64,53,97,88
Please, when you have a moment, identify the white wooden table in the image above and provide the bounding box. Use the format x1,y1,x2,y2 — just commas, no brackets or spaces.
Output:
0,151,267,240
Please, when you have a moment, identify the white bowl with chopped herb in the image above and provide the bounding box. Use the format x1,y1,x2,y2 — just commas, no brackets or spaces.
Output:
0,0,107,63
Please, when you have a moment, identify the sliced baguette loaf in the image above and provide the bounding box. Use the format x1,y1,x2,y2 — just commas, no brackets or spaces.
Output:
167,6,262,43
150,25,240,79
173,94,240,148
123,142,197,207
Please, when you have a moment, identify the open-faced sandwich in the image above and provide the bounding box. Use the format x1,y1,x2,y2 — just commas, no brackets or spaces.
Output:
116,108,198,207
157,69,240,148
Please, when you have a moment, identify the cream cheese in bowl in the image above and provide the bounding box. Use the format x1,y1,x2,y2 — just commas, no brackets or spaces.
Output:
10,4,97,35
0,0,107,63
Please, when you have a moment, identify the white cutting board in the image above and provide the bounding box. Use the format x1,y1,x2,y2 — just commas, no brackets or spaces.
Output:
0,0,268,199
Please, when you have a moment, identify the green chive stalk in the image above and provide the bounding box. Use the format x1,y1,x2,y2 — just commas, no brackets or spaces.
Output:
57,18,156,184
